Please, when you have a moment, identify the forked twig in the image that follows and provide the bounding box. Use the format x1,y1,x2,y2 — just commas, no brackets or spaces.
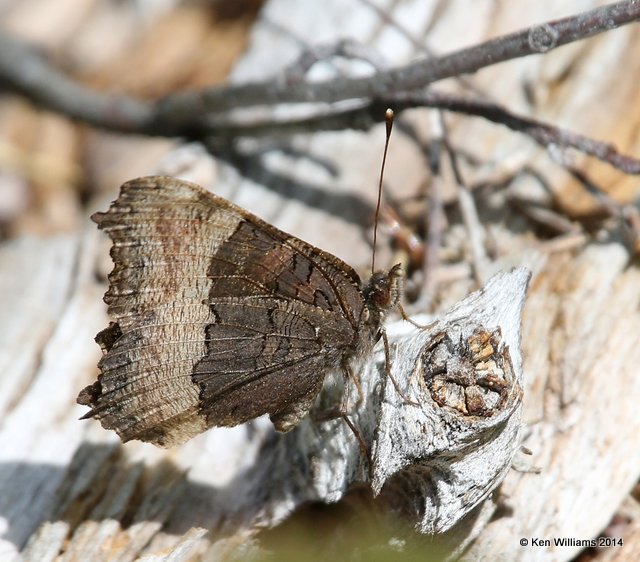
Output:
0,1,638,163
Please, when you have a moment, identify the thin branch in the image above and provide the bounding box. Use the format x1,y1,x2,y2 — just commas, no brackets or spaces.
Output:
1,1,639,136
152,0,640,131
422,111,446,306
0,32,153,132
440,114,490,285
212,91,640,176
358,0,486,97
388,92,640,175
559,166,640,254
282,38,388,79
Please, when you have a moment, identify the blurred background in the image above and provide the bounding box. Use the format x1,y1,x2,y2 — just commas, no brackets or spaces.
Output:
1,1,639,561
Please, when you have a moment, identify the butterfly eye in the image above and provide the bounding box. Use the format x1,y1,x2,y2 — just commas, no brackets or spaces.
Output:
372,284,391,309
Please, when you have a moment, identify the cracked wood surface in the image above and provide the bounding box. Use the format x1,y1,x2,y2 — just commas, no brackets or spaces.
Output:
1,231,531,562
2,228,639,562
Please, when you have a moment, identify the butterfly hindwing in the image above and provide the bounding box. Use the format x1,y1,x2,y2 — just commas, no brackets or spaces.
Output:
79,176,367,446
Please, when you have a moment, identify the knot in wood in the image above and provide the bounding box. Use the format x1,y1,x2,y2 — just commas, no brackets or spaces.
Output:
421,328,512,417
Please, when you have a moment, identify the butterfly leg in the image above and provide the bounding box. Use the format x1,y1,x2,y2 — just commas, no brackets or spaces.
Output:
381,328,420,407
340,412,372,479
340,362,371,479
309,363,359,423
340,359,364,409
309,372,372,480
398,303,429,329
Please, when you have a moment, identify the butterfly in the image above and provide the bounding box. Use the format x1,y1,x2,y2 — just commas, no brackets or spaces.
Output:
78,176,403,446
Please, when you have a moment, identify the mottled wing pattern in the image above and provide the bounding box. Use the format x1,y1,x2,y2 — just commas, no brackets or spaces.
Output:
78,176,366,446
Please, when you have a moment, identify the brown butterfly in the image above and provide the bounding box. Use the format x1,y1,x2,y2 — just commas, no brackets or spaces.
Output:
78,176,403,446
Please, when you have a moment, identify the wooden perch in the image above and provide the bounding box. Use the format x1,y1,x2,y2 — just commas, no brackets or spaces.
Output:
3,226,640,561
0,229,529,561
206,268,530,545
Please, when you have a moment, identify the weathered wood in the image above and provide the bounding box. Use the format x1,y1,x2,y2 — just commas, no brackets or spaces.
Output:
464,246,640,562
0,230,529,561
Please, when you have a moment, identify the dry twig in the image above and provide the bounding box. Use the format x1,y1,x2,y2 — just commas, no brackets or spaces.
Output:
0,0,638,182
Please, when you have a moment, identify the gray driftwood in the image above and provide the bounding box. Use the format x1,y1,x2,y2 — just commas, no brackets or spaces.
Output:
215,267,530,539
0,231,528,561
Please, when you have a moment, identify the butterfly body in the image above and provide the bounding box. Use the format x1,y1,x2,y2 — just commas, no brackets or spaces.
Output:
78,176,402,446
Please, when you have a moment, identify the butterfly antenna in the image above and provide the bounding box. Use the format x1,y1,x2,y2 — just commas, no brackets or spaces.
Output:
371,108,394,274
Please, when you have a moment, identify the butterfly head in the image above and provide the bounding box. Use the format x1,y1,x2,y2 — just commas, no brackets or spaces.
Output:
363,263,404,313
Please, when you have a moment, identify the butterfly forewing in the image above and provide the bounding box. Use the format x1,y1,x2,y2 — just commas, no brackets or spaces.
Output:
79,176,369,446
